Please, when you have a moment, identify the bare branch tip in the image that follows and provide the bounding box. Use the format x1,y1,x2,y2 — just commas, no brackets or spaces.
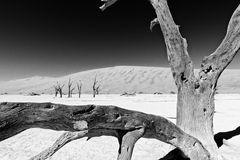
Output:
99,0,118,11
99,5,106,11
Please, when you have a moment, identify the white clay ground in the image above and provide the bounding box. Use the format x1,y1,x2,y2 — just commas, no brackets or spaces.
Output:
0,94,239,160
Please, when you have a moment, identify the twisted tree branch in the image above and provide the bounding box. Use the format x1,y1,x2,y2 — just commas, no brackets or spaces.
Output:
0,102,210,160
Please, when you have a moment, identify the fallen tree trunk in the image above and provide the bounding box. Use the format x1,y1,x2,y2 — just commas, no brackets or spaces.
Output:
0,102,210,160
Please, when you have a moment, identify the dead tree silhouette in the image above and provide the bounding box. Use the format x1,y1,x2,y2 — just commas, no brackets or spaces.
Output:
77,80,82,98
54,82,64,98
67,78,74,98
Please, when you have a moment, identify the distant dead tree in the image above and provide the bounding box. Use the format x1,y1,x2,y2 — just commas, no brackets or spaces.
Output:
58,84,64,98
54,82,64,98
67,78,74,98
77,80,82,98
92,76,100,98
53,85,59,97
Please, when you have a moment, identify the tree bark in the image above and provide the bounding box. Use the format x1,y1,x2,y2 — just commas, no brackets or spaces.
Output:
147,1,240,159
30,131,88,160
117,127,145,160
0,102,210,160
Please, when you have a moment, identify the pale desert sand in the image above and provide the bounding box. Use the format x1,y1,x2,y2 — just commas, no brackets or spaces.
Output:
1,66,240,94
0,94,239,160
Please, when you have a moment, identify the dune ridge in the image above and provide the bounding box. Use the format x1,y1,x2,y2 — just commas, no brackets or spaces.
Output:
0,66,240,94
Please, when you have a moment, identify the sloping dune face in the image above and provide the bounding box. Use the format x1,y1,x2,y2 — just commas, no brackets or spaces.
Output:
0,66,239,94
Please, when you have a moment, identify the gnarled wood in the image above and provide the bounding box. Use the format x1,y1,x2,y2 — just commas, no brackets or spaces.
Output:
148,1,240,160
0,102,210,160
150,0,195,88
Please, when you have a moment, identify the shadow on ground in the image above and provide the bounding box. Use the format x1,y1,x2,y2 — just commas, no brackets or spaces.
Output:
214,126,240,147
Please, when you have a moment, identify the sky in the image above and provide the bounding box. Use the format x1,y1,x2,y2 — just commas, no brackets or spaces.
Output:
0,0,239,81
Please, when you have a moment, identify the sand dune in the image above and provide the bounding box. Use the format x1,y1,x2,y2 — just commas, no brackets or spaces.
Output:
0,66,240,94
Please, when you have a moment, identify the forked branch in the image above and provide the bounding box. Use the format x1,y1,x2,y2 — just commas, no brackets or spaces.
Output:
100,0,195,87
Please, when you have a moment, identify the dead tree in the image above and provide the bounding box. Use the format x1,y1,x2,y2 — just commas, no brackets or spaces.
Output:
58,84,64,98
54,82,64,98
53,85,59,97
93,76,100,98
0,102,210,160
99,0,240,159
77,81,82,98
67,78,74,98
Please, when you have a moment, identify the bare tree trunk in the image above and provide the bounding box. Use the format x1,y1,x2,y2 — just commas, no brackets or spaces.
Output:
93,76,99,98
149,1,240,159
58,83,64,98
54,82,64,98
77,81,82,98
67,78,74,98
59,89,63,98
54,86,58,97
176,88,218,158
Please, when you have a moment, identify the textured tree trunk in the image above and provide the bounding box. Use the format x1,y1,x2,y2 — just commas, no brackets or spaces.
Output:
77,81,82,98
148,0,240,159
177,87,219,159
